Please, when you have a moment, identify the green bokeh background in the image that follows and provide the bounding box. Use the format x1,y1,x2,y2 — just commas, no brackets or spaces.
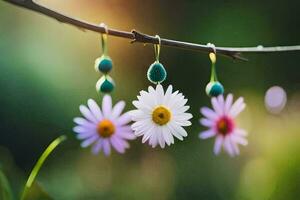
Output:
0,0,299,199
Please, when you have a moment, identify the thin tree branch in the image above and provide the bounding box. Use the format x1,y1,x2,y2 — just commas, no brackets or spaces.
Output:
2,0,300,61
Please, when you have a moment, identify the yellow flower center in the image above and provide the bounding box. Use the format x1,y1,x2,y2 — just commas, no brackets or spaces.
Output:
152,106,171,126
97,119,115,138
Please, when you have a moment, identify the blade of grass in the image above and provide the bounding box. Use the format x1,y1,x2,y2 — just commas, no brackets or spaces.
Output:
21,135,67,200
0,170,13,200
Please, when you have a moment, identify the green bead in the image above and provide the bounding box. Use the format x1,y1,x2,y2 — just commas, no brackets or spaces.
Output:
96,76,115,93
147,61,167,84
206,81,224,97
95,56,113,74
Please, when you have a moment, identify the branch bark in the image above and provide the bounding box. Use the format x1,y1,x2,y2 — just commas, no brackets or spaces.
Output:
2,0,300,61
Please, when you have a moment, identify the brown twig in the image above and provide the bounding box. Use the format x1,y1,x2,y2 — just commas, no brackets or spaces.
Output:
2,0,300,61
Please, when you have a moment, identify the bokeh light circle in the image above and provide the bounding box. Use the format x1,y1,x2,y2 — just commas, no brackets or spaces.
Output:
265,86,287,114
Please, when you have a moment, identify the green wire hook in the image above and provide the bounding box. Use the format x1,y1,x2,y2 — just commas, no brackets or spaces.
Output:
100,23,109,56
154,35,161,62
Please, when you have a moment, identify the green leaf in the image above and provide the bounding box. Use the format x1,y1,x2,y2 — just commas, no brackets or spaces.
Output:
21,135,67,200
24,182,53,200
0,170,13,200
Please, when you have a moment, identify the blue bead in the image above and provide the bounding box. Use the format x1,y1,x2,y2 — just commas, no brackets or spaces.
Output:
96,76,115,93
147,62,167,84
206,81,224,97
95,56,113,74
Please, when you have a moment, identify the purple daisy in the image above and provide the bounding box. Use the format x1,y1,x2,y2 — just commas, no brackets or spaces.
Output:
73,95,136,156
199,94,248,157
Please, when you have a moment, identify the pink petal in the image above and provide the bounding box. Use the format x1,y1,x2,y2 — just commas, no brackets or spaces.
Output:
229,97,246,117
211,97,223,115
224,94,233,114
214,136,223,155
199,129,216,139
201,107,218,120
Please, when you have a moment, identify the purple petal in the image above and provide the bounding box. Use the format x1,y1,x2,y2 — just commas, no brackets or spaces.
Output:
77,131,96,140
74,117,96,128
102,95,112,119
81,135,98,148
87,99,103,120
116,112,132,126
91,140,103,154
110,137,126,154
102,139,111,156
79,105,98,123
112,101,125,119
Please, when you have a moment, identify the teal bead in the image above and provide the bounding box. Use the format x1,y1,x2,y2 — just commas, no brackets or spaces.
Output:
96,76,115,93
147,62,167,84
95,56,113,74
206,81,224,97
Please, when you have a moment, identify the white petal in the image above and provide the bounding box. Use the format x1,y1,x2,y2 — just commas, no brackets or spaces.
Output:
173,113,193,121
79,105,98,123
149,127,158,147
129,110,151,121
162,126,172,146
167,123,183,141
174,120,192,127
163,85,173,105
142,126,154,143
199,129,216,139
87,99,103,120
156,84,165,104
157,128,166,148
214,136,223,155
171,122,188,137
102,95,112,118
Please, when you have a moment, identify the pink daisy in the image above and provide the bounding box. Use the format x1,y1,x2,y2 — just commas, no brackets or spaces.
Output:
73,95,136,156
199,94,248,156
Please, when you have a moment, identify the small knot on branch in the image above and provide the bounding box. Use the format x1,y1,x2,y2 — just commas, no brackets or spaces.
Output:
131,30,158,45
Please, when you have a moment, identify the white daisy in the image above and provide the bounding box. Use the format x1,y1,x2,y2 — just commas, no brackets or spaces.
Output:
130,84,193,148
199,94,248,156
